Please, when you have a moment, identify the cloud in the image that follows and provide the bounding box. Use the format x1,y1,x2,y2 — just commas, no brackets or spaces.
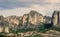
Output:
0,4,60,17
44,0,60,3
0,8,31,16
0,0,60,9
0,4,47,17
0,0,29,9
0,0,60,16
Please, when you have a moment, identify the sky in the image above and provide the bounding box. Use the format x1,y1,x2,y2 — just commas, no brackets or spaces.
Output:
0,0,60,17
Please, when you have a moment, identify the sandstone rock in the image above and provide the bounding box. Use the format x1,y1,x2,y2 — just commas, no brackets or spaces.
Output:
52,11,60,27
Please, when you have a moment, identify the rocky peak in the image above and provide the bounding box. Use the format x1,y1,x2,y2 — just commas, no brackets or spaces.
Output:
53,10,60,15
29,10,39,15
30,10,38,13
0,15,4,20
29,10,42,16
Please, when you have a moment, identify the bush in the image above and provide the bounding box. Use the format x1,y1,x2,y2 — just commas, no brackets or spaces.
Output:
49,26,60,31
44,23,53,29
14,23,53,33
36,23,53,33
17,28,35,33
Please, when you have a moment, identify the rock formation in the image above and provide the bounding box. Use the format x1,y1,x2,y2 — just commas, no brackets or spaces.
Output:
52,11,60,27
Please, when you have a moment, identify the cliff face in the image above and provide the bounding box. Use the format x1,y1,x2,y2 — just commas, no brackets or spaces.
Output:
22,14,29,26
6,16,19,25
0,15,23,33
0,10,52,33
6,16,23,30
29,10,43,25
44,16,51,24
22,10,44,28
52,11,60,27
52,11,58,27
0,16,9,33
5,10,51,28
22,14,29,28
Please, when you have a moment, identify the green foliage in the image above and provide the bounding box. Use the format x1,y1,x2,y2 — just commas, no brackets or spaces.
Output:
36,23,53,33
36,23,46,33
17,28,35,33
44,23,53,29
10,23,60,34
16,23,52,33
49,26,60,31
0,35,5,37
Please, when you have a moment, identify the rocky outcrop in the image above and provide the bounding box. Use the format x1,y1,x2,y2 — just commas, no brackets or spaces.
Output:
0,10,52,33
17,16,23,29
6,16,23,30
52,11,60,27
6,16,19,25
43,16,51,24
22,10,44,28
27,10,44,28
22,14,29,28
0,16,9,33
29,10,43,25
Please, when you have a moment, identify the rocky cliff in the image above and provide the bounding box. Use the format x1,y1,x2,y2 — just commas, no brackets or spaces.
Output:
0,10,52,33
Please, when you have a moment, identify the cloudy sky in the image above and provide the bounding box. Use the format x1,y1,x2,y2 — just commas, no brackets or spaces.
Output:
0,0,60,17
